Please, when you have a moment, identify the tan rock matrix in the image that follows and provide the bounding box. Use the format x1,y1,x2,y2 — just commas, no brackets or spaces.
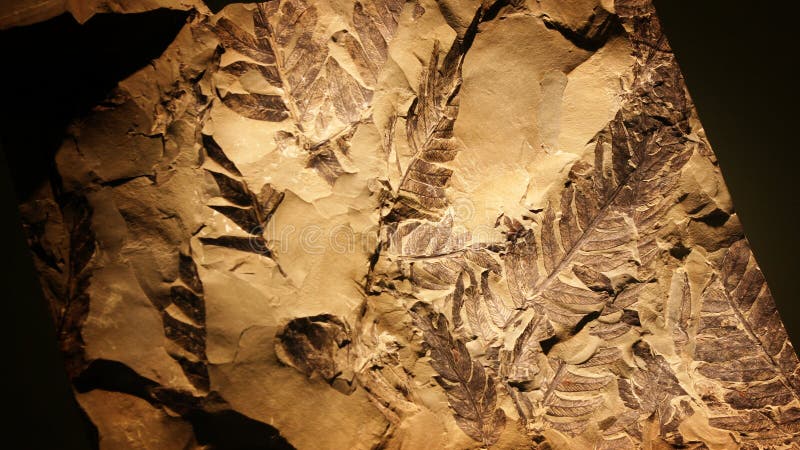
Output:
11,0,800,448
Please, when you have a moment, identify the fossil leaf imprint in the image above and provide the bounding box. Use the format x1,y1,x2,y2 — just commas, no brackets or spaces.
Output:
201,134,284,259
212,0,404,184
410,302,506,447
695,239,800,445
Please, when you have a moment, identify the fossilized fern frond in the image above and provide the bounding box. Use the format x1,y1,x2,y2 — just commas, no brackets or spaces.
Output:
502,9,694,375
694,239,800,445
536,350,616,437
387,41,462,223
164,252,210,391
210,0,404,184
409,302,506,446
53,195,97,377
383,0,502,223
213,0,402,136
608,340,689,446
375,27,509,306
504,111,692,334
200,134,284,259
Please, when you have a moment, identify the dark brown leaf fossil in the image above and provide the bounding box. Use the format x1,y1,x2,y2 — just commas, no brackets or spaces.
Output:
210,0,404,185
200,134,284,260
410,302,506,447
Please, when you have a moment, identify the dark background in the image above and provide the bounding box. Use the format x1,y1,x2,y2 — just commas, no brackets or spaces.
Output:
0,1,797,448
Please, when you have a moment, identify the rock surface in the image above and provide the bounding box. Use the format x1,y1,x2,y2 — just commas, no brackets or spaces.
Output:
10,0,800,448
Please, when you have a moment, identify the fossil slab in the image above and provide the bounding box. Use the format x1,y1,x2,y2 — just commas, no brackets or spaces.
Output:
9,0,800,449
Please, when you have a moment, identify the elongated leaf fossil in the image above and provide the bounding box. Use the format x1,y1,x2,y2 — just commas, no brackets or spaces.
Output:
410,302,506,447
695,239,800,445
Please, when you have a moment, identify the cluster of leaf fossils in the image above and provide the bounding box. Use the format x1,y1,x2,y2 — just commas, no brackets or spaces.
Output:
507,4,800,447
495,0,697,417
364,0,728,446
359,0,800,447
363,1,522,444
373,0,516,289
210,0,404,185
161,133,285,389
